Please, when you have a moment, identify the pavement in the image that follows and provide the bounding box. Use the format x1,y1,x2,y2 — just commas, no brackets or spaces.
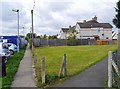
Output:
11,45,36,87
54,58,108,87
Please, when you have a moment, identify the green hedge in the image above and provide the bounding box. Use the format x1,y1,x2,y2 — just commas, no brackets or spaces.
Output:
1,46,26,88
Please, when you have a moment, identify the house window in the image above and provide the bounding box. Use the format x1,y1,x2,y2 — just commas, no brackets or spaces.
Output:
102,34,104,36
97,28,100,32
98,29,100,32
106,37,108,39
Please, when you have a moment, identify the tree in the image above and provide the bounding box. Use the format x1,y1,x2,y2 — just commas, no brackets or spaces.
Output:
43,34,47,39
26,33,37,39
48,35,58,39
67,34,76,46
113,0,120,28
67,28,76,46
25,33,37,42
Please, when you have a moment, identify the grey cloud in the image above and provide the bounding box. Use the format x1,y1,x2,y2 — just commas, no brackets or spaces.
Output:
47,2,73,12
1,0,118,36
32,0,118,35
1,1,31,35
1,2,23,21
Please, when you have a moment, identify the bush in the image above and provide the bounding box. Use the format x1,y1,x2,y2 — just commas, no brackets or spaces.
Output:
67,35,76,46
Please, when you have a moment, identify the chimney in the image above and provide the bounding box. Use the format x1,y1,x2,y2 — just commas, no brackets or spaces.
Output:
83,20,86,23
69,25,71,29
92,16,97,21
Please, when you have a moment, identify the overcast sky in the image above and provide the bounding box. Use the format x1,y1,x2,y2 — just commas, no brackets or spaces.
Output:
0,0,118,36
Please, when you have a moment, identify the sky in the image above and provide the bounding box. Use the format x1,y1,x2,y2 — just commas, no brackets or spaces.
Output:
0,0,119,36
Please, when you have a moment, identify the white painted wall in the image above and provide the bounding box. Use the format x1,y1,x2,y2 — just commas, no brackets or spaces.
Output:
60,23,112,40
75,23,112,40
59,30,67,39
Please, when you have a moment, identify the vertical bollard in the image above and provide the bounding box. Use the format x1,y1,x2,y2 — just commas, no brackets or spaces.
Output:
63,54,67,77
108,51,112,87
2,57,6,77
42,57,45,84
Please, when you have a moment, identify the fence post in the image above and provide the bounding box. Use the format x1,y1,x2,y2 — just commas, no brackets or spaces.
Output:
58,54,67,77
108,51,112,87
63,54,67,77
41,57,45,84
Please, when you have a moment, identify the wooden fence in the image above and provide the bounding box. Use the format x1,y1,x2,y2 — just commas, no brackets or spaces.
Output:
33,38,97,47
108,51,120,88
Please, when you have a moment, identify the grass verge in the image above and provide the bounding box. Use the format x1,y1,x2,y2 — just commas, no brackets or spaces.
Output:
33,45,117,87
1,46,26,88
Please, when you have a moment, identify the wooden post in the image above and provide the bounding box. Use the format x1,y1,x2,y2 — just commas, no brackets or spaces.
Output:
108,51,112,87
41,57,45,83
58,54,67,77
58,56,64,77
63,54,67,77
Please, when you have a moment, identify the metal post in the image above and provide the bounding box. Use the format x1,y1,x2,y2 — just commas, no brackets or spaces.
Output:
17,10,19,52
31,10,34,50
23,27,25,36
108,51,112,87
12,9,19,52
30,30,32,49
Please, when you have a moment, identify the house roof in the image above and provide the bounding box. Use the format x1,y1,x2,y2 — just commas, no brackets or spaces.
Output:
71,25,76,29
86,20,99,23
61,28,69,32
77,20,113,28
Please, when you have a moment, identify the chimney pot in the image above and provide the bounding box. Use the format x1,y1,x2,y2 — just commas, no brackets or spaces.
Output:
83,20,86,23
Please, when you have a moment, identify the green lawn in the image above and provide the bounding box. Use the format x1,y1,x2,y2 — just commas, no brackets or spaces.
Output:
33,45,117,87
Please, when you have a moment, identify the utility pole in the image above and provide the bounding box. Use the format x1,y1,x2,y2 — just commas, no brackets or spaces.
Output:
31,10,34,50
23,27,25,36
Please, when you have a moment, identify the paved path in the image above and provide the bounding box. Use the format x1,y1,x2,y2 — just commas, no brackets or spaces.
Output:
54,58,108,87
11,45,36,87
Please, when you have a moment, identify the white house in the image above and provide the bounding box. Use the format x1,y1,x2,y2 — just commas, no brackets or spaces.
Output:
59,28,69,39
59,16,113,40
75,16,113,40
59,26,76,39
